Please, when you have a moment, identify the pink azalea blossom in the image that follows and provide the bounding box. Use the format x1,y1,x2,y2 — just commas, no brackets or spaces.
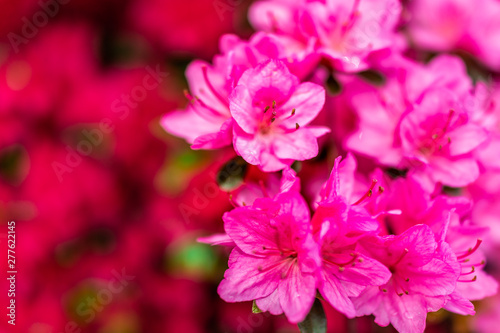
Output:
406,0,500,70
312,156,391,317
344,55,488,190
217,191,321,323
249,0,403,72
161,57,233,150
230,60,329,171
370,173,498,317
161,33,323,151
353,224,460,333
444,225,498,315
398,88,488,189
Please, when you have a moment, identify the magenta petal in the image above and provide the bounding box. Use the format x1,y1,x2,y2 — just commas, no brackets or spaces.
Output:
427,156,480,187
233,126,264,166
272,128,319,161
218,248,282,302
405,258,458,296
457,270,499,301
352,286,383,320
223,208,278,256
318,270,356,318
256,288,283,316
307,126,331,138
238,59,298,102
279,82,325,129
444,291,476,316
191,118,233,149
384,292,433,333
229,85,259,134
335,255,391,292
186,60,228,113
161,107,223,144
447,124,489,156
197,233,235,247
278,261,317,323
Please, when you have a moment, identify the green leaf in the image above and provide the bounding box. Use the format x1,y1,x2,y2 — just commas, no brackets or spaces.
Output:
357,70,386,86
326,74,342,95
252,300,263,314
216,156,248,191
298,299,327,333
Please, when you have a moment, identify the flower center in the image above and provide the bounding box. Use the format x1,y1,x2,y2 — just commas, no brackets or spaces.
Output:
258,100,299,135
418,109,455,156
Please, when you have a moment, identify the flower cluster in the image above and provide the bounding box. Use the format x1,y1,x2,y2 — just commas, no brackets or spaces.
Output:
162,0,500,332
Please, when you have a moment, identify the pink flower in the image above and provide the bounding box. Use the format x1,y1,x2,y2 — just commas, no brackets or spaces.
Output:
444,230,498,315
345,54,472,167
398,88,488,189
230,60,329,171
353,224,459,333
312,156,391,317
217,191,321,323
161,58,233,150
344,55,488,190
249,0,402,72
161,33,323,151
367,172,498,315
406,0,500,70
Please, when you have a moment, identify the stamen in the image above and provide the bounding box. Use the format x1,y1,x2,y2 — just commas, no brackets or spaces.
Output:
393,248,409,266
324,253,360,267
456,239,483,260
259,180,270,198
352,179,378,205
271,117,276,122
461,260,485,267
393,277,409,296
432,109,455,141
342,0,361,34
458,276,477,283
228,194,237,208
378,186,384,193
264,106,270,113
291,108,296,116
461,266,475,276
296,123,300,130
184,89,194,102
267,11,280,34
201,66,227,106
